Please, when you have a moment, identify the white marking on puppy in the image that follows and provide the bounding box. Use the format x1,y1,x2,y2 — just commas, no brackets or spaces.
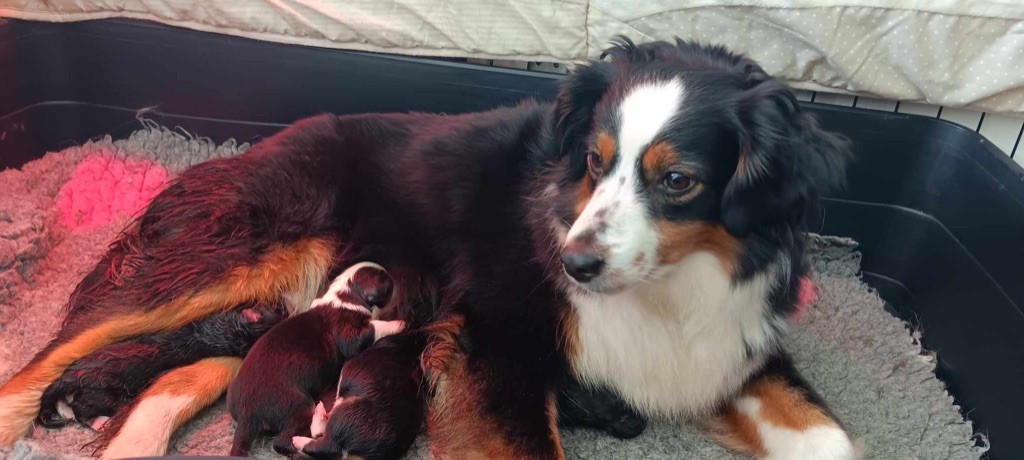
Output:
101,394,193,459
371,320,406,341
310,401,329,438
565,80,685,291
571,252,782,416
56,399,75,420
735,396,856,460
310,262,385,314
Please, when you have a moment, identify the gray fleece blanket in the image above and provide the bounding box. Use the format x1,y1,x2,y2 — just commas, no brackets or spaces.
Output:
0,121,986,459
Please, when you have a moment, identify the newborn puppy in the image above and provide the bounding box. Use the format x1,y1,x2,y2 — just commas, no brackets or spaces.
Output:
293,331,426,460
228,262,404,456
557,376,647,439
36,302,283,429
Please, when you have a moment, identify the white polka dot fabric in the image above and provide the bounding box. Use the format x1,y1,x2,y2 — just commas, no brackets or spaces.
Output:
2,0,1023,113
587,1,1024,114
0,0,590,61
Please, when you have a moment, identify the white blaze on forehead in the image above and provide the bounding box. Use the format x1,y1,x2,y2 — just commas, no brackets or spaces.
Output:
566,80,685,283
617,79,685,169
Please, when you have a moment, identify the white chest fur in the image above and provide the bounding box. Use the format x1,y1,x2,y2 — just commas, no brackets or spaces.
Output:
569,251,783,417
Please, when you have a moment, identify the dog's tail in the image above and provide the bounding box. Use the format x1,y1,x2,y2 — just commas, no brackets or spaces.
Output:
0,236,335,446
89,356,242,459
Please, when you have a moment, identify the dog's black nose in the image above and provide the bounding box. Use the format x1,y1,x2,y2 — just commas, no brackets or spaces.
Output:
561,246,605,283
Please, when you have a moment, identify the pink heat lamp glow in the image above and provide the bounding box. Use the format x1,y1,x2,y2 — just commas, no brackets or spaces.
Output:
55,152,170,232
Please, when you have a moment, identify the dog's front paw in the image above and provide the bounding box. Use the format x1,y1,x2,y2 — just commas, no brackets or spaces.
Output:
759,424,857,460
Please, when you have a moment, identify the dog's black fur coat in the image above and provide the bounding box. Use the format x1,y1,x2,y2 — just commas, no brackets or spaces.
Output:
13,38,851,458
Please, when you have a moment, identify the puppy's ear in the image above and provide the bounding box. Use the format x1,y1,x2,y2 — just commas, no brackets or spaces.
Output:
555,60,614,178
722,80,851,236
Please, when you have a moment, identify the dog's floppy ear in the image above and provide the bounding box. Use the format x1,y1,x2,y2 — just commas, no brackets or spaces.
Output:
722,80,851,236
555,59,614,178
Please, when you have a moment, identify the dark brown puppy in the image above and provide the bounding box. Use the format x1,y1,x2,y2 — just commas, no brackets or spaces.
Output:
36,302,284,430
228,263,404,456
293,331,427,460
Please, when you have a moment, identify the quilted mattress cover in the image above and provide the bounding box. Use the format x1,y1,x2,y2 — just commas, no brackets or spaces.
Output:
2,0,1023,113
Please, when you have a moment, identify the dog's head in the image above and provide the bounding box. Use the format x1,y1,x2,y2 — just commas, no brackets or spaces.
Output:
552,38,850,293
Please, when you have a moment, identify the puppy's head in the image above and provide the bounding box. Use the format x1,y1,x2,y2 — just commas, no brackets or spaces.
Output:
330,261,394,311
350,264,394,310
553,37,850,293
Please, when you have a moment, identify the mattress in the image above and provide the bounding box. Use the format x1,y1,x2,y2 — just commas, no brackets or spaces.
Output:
2,0,1023,113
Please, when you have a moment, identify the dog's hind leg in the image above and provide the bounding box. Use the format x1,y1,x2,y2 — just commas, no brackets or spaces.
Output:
0,236,334,445
93,356,243,458
0,114,348,446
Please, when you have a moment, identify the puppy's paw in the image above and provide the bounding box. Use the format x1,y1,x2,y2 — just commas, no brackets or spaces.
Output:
310,402,329,438
309,298,338,310
371,320,406,341
292,436,315,451
90,416,110,431
241,308,263,322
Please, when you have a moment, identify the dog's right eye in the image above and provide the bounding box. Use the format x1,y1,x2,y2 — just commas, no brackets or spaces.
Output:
587,151,604,177
661,171,697,194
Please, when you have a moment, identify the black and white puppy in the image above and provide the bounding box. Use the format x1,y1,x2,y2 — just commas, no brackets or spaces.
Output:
227,262,405,456
293,331,426,460
35,302,283,430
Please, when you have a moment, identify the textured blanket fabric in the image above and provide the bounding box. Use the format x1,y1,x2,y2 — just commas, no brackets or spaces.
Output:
0,122,984,459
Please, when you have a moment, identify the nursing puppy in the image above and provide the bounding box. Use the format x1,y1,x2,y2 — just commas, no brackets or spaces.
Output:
293,331,426,460
36,302,283,430
228,263,405,456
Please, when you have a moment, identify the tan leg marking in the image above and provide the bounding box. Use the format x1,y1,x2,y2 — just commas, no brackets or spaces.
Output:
0,238,334,446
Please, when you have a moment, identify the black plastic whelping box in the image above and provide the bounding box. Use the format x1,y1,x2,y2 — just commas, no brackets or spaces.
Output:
1,19,1022,460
